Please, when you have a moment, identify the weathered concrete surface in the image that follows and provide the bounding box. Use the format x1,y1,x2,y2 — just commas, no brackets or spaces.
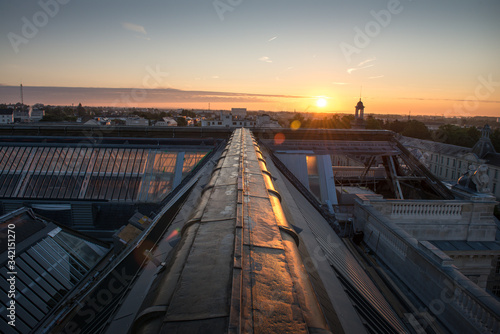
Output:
132,128,332,334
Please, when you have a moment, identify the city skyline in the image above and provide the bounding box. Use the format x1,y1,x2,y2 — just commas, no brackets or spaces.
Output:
1,0,499,116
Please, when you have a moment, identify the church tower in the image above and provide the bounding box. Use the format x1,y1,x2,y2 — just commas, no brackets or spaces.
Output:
353,99,365,129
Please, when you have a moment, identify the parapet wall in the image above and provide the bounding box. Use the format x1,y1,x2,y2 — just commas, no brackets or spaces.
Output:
367,195,497,241
354,195,500,333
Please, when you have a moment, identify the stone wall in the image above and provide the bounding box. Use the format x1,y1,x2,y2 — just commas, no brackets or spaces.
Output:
354,195,500,333
366,195,497,241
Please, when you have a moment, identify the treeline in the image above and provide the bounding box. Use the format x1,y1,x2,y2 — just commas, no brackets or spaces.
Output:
288,113,500,151
41,105,78,122
290,114,354,129
289,114,431,139
435,124,500,151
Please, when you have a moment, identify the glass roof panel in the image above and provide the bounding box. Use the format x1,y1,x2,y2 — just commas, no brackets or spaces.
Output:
1,216,109,332
0,145,209,202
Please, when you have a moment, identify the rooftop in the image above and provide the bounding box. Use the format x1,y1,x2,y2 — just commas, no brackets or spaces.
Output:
0,208,111,334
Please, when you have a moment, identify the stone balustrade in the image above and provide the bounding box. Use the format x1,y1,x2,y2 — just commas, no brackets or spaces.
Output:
390,202,464,219
452,285,500,333
362,195,497,241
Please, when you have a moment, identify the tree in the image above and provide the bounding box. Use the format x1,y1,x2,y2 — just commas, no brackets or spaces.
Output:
338,115,353,129
289,113,309,128
176,117,188,127
489,128,500,152
401,120,431,139
365,116,383,130
384,120,406,133
76,103,86,117
434,124,480,148
383,120,431,140
181,109,196,118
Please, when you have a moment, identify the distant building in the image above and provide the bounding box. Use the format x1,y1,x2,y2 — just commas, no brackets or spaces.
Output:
400,124,500,201
423,120,446,131
84,119,100,126
126,117,149,126
352,99,365,129
30,104,45,122
201,111,256,128
0,109,14,124
256,114,281,128
231,108,247,118
84,117,111,126
155,117,178,126
13,108,30,122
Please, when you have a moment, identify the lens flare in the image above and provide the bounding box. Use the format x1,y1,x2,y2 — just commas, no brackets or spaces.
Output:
165,228,180,241
274,133,285,145
290,120,301,130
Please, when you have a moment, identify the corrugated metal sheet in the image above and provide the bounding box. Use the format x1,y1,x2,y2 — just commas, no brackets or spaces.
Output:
2,201,24,214
71,203,94,227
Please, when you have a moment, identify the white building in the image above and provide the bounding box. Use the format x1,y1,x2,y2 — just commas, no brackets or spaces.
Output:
126,117,149,126
256,114,281,128
0,109,14,124
399,125,500,201
30,104,45,122
155,117,178,127
201,113,255,128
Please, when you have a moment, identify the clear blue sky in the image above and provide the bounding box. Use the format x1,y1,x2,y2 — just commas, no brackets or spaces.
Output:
1,0,499,115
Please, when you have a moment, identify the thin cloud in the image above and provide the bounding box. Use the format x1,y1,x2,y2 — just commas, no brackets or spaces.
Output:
332,82,349,85
368,75,384,79
268,36,277,42
259,56,272,63
0,85,311,106
398,97,500,104
212,75,220,79
122,22,147,35
347,64,373,74
357,57,376,67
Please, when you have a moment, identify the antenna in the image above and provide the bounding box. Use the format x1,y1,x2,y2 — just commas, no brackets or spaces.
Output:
20,83,24,106
360,85,362,100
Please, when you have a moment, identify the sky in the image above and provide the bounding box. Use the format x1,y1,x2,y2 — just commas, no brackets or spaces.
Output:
0,0,499,116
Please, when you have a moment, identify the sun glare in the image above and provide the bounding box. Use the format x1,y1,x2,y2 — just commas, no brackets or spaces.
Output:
316,98,327,108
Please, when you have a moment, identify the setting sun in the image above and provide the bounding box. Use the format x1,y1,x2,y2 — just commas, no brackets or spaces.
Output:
316,98,327,108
